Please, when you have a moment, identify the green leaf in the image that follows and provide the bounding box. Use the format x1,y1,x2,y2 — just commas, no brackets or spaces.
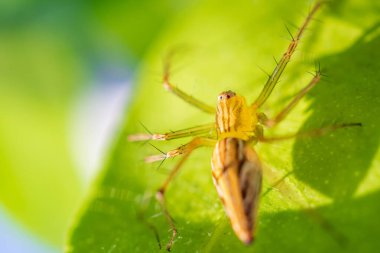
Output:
67,0,380,252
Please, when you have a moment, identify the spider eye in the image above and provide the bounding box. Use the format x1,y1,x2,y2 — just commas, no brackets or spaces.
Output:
219,96,223,100
226,95,230,99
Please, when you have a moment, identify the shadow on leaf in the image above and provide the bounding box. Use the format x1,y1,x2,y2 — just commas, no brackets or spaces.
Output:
293,22,380,200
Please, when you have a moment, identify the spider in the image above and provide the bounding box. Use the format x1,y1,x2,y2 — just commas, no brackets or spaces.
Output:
129,1,360,251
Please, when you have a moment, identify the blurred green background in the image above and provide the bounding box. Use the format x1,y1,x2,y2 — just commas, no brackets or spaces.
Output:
0,0,187,251
0,0,379,252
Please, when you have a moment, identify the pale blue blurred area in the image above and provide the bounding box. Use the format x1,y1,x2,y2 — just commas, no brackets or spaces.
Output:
69,67,131,188
0,206,59,253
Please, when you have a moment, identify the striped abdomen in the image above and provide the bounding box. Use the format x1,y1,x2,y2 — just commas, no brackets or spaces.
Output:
211,138,262,244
